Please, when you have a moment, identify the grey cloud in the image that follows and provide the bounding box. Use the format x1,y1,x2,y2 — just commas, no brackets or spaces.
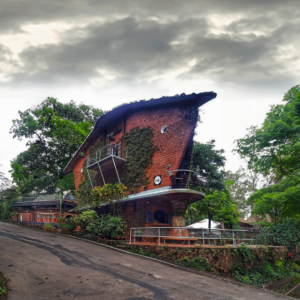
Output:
0,0,300,33
11,17,208,85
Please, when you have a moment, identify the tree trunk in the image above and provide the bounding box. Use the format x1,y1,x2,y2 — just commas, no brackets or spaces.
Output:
208,213,213,229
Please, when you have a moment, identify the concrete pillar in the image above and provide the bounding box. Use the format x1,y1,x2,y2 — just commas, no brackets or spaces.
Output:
170,198,189,227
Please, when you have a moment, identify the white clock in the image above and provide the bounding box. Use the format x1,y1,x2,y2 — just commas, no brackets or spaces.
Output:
154,175,162,185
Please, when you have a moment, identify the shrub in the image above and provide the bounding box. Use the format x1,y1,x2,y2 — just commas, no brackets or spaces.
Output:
88,214,127,240
44,223,53,230
255,220,300,246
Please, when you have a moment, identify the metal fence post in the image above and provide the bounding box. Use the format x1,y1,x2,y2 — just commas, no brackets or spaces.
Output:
130,228,132,245
233,231,235,246
202,229,204,245
158,228,160,246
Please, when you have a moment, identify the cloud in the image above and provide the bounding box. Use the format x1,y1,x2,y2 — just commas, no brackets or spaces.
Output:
0,1,299,88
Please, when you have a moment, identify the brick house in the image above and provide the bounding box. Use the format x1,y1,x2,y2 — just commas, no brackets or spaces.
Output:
11,194,77,225
64,92,217,229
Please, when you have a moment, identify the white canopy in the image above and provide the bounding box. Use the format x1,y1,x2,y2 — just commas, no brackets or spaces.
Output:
186,219,220,229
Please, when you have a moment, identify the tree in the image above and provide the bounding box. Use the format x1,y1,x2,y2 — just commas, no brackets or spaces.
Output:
193,190,239,229
235,85,300,179
190,140,226,194
248,174,300,222
187,140,228,228
225,167,260,217
234,85,300,222
0,166,10,193
10,97,104,194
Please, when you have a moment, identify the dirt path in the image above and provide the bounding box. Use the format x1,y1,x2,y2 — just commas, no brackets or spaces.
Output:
0,221,291,300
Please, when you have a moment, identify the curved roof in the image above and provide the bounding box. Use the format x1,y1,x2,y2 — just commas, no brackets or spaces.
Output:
63,91,217,175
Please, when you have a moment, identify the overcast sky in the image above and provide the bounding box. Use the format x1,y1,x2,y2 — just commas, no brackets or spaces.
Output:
1,0,299,180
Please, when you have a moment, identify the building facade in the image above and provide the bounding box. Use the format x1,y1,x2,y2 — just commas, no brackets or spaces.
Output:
64,92,217,229
11,194,77,225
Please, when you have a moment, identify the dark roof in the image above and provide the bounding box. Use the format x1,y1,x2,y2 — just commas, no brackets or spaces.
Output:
11,200,77,207
63,91,217,175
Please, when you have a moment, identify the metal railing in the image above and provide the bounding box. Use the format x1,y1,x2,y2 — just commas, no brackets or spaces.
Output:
130,227,260,246
87,142,128,168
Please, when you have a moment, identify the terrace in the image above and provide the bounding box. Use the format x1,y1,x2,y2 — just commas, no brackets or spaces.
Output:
86,142,128,187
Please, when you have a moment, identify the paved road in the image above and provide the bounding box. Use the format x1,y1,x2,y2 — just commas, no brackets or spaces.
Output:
0,222,289,300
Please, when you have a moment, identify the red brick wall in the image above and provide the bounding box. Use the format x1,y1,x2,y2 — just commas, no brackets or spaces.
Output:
126,105,196,191
73,103,197,191
121,198,173,234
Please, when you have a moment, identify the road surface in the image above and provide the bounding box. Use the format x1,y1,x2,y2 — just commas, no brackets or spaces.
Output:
0,221,289,300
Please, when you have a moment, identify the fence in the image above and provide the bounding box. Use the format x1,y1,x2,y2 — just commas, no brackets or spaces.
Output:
130,227,260,246
87,142,128,168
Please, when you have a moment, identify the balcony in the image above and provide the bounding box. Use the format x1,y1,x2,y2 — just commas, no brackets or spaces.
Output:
166,169,203,189
86,143,127,187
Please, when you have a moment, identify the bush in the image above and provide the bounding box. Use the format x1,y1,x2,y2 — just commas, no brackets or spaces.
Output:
86,214,127,240
75,210,98,228
255,220,300,246
44,223,53,230
177,256,211,271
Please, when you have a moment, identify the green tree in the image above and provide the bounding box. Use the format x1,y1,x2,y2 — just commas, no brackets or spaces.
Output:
194,190,239,229
235,85,300,179
248,174,300,222
0,166,10,193
190,140,226,194
225,167,259,217
10,97,104,194
0,186,19,219
235,85,300,222
186,140,228,228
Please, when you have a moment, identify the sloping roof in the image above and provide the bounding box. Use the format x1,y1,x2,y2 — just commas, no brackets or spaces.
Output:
63,91,217,175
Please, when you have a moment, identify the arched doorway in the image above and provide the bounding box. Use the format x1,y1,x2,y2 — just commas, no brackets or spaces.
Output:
154,210,167,224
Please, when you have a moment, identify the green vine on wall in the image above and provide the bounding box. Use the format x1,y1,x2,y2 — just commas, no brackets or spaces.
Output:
75,138,107,209
121,126,158,192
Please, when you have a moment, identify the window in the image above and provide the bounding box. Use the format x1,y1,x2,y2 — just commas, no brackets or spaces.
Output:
161,125,168,133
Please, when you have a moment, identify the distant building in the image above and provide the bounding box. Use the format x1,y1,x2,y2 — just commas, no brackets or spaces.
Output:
11,194,76,225
64,92,217,230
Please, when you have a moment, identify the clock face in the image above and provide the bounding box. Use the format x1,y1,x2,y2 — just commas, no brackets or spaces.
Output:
154,175,162,185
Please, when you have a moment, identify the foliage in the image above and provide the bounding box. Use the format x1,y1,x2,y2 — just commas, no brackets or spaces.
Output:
44,223,53,230
74,210,99,228
255,220,300,246
0,166,10,193
235,85,300,179
61,218,76,230
0,187,19,220
190,140,226,194
121,127,158,192
248,174,300,222
224,167,260,217
233,259,300,287
192,190,239,228
86,214,127,240
73,211,126,239
10,97,104,194
91,183,127,215
177,256,211,271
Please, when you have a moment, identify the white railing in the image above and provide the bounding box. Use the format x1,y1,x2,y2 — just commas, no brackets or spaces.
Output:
87,142,128,168
130,227,259,246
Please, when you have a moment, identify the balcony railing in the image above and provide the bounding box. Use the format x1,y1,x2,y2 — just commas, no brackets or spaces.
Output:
86,142,128,188
86,142,127,168
130,227,260,246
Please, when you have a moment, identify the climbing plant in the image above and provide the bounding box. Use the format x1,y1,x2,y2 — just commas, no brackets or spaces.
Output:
91,183,127,215
75,138,107,208
121,127,158,192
